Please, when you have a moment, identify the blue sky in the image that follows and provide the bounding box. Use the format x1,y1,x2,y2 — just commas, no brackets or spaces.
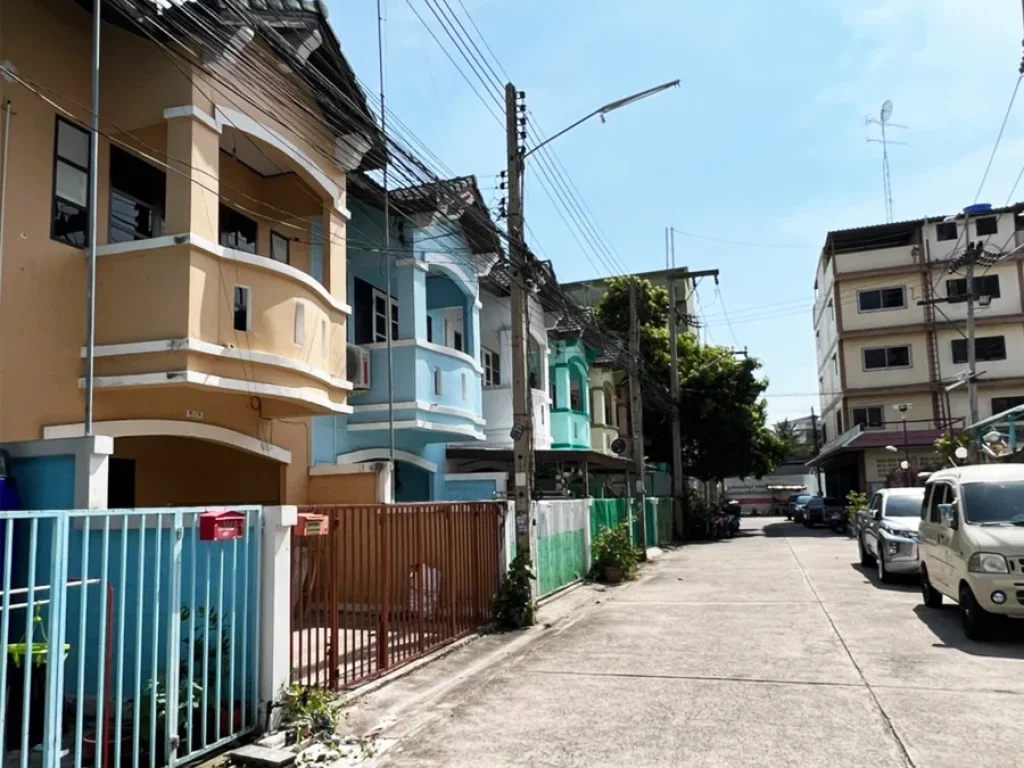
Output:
328,0,1024,424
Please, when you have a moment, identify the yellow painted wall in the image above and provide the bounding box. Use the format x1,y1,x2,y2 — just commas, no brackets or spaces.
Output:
113,436,281,507
307,473,379,504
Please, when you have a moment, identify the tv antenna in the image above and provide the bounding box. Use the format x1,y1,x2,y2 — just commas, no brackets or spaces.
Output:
865,100,908,223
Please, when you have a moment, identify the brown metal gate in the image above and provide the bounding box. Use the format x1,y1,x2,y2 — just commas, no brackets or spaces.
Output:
290,502,503,689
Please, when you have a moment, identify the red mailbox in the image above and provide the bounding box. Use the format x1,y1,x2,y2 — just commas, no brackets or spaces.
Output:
293,512,327,537
199,510,246,542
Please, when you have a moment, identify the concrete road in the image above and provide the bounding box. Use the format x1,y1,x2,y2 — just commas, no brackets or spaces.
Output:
352,518,1024,768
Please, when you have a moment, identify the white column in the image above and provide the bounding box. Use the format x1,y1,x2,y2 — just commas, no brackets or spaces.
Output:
260,505,297,724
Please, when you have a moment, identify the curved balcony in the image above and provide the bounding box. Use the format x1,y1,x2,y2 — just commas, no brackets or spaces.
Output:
347,340,485,443
89,234,351,418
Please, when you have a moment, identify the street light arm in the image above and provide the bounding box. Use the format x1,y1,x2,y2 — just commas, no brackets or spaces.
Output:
523,79,679,158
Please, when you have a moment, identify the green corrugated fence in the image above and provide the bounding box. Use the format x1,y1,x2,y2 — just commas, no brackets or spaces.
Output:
590,498,631,543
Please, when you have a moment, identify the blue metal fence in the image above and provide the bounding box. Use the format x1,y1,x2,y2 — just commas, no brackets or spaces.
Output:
0,506,262,768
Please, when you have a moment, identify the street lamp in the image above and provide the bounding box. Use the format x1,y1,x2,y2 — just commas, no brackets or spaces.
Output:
523,79,680,158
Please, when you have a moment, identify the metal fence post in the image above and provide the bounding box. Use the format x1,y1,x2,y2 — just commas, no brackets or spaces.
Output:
377,508,390,672
42,512,71,766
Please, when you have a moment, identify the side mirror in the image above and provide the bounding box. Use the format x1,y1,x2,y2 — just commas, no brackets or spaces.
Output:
937,503,957,529
873,509,882,521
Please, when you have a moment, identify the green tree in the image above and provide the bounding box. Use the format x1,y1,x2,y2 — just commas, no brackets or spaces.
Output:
774,419,796,445
595,277,787,482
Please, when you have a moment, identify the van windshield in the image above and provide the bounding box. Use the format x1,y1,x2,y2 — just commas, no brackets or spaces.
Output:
962,481,1024,525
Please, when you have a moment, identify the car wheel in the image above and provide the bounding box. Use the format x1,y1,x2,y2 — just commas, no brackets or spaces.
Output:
920,566,942,608
858,534,876,567
877,547,891,583
959,584,994,641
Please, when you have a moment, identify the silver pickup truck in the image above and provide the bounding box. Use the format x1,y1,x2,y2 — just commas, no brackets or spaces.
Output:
856,487,926,582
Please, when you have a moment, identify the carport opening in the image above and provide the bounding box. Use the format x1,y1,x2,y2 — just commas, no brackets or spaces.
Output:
109,436,282,507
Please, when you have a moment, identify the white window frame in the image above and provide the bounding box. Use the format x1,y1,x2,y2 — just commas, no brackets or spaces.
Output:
294,301,306,346
856,285,906,314
482,347,500,387
372,288,398,343
232,285,251,333
861,345,912,371
851,405,884,430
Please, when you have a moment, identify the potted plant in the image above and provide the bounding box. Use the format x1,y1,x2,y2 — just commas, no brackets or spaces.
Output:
591,522,639,584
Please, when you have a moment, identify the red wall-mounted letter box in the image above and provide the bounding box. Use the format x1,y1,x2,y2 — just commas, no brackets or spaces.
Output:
199,510,246,542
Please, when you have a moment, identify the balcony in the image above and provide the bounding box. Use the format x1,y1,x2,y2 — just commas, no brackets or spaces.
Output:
89,234,351,418
346,340,485,442
478,386,552,447
552,410,591,451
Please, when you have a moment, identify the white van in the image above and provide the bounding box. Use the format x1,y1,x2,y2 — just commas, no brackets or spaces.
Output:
918,464,1024,640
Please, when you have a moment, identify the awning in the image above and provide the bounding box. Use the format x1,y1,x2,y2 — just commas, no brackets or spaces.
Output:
807,425,943,467
447,446,636,471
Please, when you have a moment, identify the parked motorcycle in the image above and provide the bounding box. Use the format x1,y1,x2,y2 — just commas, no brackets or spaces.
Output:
828,509,850,534
724,501,741,537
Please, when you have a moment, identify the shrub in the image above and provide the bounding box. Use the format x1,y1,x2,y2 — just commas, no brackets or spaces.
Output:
845,490,867,523
591,521,640,579
492,554,536,629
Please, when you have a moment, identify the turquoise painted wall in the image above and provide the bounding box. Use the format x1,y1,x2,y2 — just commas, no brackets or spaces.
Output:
549,339,591,450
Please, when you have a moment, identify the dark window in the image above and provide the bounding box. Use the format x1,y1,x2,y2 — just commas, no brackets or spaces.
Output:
863,345,911,370
51,117,91,247
233,285,250,332
975,216,998,236
426,315,434,343
270,231,290,264
453,330,463,352
569,375,583,412
219,204,258,254
992,396,1024,415
936,221,958,241
852,405,884,429
835,411,842,434
353,277,374,344
109,146,165,243
951,335,1006,364
858,286,905,312
947,275,1000,299
107,458,136,509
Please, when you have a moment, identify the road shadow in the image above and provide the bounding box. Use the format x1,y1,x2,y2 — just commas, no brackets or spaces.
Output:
848,562,919,594
761,521,845,538
913,604,1024,658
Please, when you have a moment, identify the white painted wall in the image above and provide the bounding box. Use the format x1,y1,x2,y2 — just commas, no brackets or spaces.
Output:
477,288,552,447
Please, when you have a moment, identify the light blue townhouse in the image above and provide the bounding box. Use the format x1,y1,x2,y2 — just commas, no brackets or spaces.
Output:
311,176,500,501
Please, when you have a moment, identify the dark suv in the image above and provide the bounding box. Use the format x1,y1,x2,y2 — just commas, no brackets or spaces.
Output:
803,496,842,527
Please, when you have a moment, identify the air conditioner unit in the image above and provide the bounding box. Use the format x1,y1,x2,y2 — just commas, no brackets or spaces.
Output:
347,345,371,389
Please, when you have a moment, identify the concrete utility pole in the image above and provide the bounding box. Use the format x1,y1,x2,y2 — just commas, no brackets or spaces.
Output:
628,278,647,548
505,84,533,562
964,221,980,428
667,232,684,539
811,407,824,494
665,244,720,538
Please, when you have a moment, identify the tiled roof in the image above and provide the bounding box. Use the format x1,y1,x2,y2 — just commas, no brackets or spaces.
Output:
107,0,380,167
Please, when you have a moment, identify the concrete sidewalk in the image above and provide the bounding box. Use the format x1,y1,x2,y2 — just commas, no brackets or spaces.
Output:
349,518,1024,767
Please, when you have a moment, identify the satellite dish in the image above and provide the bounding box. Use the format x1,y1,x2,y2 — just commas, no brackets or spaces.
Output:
610,438,627,455
880,99,893,125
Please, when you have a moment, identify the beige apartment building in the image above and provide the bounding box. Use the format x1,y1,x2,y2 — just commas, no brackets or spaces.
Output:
811,205,1024,496
0,0,382,506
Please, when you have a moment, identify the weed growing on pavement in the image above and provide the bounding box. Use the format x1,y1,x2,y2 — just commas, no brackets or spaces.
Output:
492,553,536,629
